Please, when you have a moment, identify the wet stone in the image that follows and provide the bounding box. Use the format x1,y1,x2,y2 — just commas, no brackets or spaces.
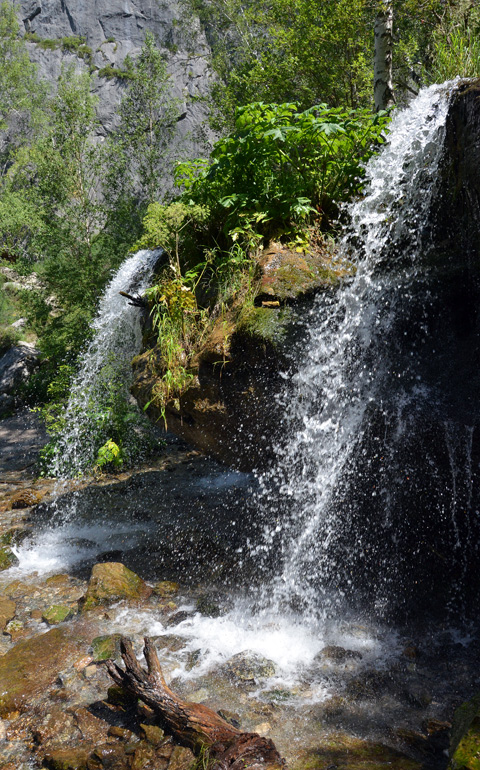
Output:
42,746,90,770
81,562,152,611
4,618,27,640
107,726,133,741
42,605,76,625
0,626,88,717
165,611,190,627
152,581,180,597
10,489,42,509
195,594,222,617
91,634,122,662
140,723,165,746
0,546,19,571
316,645,363,663
167,745,195,770
87,742,129,769
224,651,276,682
153,634,186,653
0,598,16,631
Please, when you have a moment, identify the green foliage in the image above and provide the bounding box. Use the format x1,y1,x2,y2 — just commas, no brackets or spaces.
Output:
0,2,46,136
428,1,480,81
177,102,390,238
184,0,376,126
143,270,208,422
107,31,179,206
95,439,123,470
136,201,210,276
97,65,135,80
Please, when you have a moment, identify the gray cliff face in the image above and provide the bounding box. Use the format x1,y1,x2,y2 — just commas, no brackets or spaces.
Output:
19,0,214,160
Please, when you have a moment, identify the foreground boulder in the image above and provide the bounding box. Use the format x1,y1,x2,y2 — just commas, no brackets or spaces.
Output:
0,626,88,717
81,562,152,611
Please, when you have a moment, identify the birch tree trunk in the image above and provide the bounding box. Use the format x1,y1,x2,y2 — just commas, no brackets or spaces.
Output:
374,3,395,111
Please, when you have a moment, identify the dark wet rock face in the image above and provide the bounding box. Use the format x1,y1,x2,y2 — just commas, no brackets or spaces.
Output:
292,81,480,621
0,343,40,416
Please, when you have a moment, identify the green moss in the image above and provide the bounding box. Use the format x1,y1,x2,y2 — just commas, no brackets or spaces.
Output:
0,546,19,571
42,604,75,625
451,716,480,769
97,65,135,80
449,695,480,769
236,304,292,346
91,633,122,661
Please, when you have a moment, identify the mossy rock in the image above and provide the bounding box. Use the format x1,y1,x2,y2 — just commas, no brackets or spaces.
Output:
0,546,19,571
81,562,152,611
42,604,76,625
450,716,480,769
292,733,421,770
235,305,293,347
257,242,346,301
91,633,122,661
449,693,480,769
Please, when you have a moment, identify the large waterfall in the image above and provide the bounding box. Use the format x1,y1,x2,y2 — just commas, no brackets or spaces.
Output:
256,82,462,620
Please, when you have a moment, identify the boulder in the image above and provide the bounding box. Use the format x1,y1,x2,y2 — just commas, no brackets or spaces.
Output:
0,546,19,571
81,562,152,611
224,651,276,683
0,342,40,415
0,626,88,716
0,598,16,631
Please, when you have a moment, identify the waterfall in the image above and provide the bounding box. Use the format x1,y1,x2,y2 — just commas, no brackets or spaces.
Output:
256,82,460,620
52,248,161,477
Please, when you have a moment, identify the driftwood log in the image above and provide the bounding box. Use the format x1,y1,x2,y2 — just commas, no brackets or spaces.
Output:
106,637,285,770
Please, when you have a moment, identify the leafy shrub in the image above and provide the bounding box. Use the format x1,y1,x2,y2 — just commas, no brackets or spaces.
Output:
97,65,135,80
175,101,390,239
95,439,123,470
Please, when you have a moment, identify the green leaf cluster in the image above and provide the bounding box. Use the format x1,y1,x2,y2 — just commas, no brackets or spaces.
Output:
176,102,390,238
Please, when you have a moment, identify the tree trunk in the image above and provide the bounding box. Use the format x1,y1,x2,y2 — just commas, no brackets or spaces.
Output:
374,3,395,111
106,637,286,770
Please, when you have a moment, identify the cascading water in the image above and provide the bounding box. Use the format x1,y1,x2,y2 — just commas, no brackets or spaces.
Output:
254,81,461,621
52,248,161,477
10,248,161,575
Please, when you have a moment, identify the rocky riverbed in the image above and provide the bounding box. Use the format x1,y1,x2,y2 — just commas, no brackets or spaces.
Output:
0,414,480,770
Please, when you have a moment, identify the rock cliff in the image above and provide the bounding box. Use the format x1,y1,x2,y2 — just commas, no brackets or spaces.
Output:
18,0,214,160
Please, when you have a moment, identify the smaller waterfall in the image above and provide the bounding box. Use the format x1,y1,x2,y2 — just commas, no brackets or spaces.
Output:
52,248,161,477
